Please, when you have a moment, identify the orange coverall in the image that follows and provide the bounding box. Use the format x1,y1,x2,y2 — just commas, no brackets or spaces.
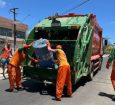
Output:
8,48,26,90
55,47,72,99
8,43,33,90
111,61,115,90
106,47,115,90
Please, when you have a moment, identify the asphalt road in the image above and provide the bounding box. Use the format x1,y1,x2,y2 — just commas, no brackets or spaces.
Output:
0,56,115,105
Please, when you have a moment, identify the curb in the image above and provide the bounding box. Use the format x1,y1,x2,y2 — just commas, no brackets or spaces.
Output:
0,73,8,80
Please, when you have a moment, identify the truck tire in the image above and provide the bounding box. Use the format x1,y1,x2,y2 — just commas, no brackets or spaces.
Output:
88,62,94,81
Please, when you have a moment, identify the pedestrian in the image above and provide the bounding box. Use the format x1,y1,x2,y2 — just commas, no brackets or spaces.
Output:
49,45,72,101
106,47,115,100
7,43,38,92
0,43,13,79
0,43,12,67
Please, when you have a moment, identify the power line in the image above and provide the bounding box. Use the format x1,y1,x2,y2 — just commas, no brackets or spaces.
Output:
62,0,90,15
21,14,31,22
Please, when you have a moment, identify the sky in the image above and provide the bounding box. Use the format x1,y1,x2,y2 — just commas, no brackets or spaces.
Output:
0,0,115,43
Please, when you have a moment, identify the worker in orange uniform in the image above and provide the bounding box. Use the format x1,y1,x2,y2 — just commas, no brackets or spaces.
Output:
7,43,38,92
106,47,115,101
49,45,72,101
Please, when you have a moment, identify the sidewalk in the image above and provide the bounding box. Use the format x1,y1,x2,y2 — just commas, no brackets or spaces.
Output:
0,67,8,80
103,54,109,57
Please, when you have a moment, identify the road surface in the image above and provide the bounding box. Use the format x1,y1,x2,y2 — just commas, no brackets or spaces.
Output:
0,56,115,105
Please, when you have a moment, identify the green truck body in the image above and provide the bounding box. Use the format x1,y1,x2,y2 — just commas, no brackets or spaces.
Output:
23,13,102,85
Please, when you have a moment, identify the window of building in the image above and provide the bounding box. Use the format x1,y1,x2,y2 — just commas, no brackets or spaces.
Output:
0,27,26,39
0,27,12,37
16,31,25,39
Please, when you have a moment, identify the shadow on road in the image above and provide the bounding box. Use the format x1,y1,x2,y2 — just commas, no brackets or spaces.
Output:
22,77,89,97
72,77,88,92
98,92,114,100
22,79,56,96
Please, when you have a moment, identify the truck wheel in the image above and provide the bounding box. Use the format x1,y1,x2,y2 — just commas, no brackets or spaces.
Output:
88,62,94,81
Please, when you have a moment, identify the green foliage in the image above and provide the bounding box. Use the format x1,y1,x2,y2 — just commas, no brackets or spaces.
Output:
104,45,114,54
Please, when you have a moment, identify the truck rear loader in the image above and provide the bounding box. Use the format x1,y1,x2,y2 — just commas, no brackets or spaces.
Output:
23,13,103,85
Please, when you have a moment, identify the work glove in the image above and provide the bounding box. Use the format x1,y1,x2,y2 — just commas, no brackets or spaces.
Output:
23,44,30,48
31,58,39,63
106,62,110,69
54,60,58,64
23,42,33,49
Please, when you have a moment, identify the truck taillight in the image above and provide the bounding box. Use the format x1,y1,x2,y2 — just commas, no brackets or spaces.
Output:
68,26,80,29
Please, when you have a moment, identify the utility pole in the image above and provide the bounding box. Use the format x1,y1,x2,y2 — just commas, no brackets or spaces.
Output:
10,8,18,51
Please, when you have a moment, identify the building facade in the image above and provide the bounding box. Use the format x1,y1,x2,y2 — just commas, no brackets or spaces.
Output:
0,16,28,51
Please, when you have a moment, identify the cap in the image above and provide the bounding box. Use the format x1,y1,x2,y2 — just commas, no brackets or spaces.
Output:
56,45,62,49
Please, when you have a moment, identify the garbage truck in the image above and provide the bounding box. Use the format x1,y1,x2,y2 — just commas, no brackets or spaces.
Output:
23,13,103,85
